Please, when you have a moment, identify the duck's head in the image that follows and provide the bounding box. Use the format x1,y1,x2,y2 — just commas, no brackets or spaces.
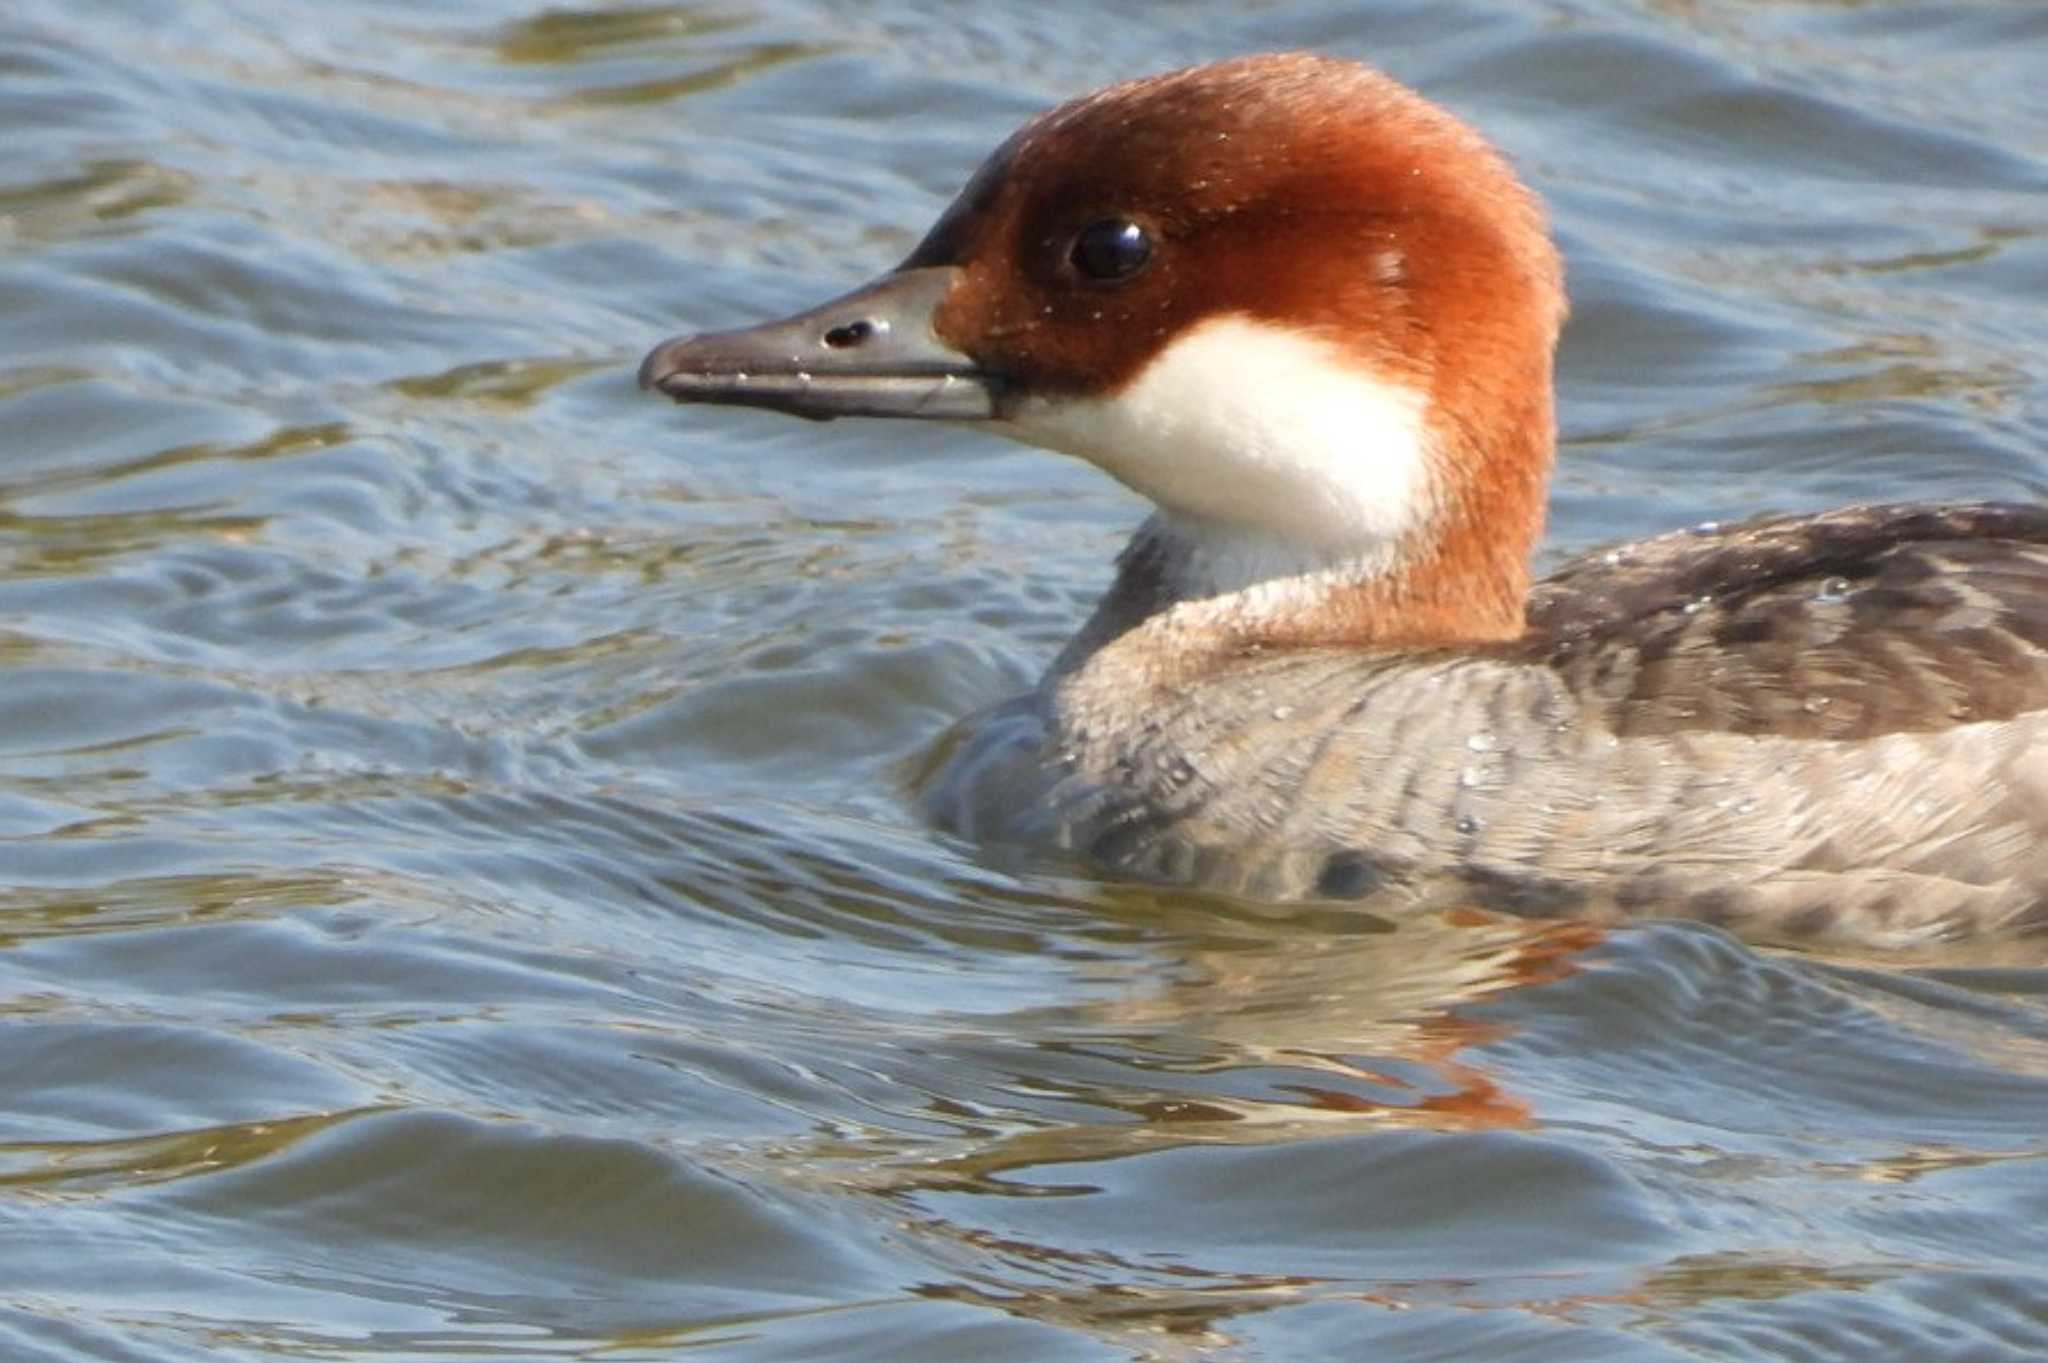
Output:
642,53,1565,645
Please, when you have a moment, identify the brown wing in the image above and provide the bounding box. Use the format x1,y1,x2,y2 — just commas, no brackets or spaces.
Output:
1520,502,2048,739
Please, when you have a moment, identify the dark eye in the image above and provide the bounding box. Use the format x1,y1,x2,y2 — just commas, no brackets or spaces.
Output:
1069,218,1152,282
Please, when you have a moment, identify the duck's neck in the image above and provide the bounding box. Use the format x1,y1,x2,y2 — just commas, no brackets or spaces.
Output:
1049,497,1540,695
1042,303,1561,696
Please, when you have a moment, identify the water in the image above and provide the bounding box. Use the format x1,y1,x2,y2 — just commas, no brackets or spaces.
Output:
4,1,2048,1359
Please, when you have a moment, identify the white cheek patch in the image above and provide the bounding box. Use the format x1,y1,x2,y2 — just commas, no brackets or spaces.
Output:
996,315,1435,563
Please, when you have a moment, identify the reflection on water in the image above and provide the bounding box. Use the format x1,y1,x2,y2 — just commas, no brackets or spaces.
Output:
4,0,2048,1359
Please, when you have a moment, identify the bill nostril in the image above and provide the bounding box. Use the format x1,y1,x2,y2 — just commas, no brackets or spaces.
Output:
823,319,876,349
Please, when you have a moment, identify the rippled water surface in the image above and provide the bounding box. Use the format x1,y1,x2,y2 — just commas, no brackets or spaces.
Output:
5,1,2048,1359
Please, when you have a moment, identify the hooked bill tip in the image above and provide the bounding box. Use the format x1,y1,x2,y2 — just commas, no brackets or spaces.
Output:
637,336,692,394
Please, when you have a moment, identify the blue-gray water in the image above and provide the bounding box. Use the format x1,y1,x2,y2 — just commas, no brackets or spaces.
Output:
5,2,2048,1360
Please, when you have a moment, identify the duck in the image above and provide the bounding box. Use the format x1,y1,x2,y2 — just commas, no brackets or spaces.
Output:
638,52,2048,950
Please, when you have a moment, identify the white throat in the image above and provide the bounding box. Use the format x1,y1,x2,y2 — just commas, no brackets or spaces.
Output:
996,314,1438,597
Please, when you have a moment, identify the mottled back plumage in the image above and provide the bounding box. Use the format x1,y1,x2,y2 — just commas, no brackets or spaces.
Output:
1527,503,2048,739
